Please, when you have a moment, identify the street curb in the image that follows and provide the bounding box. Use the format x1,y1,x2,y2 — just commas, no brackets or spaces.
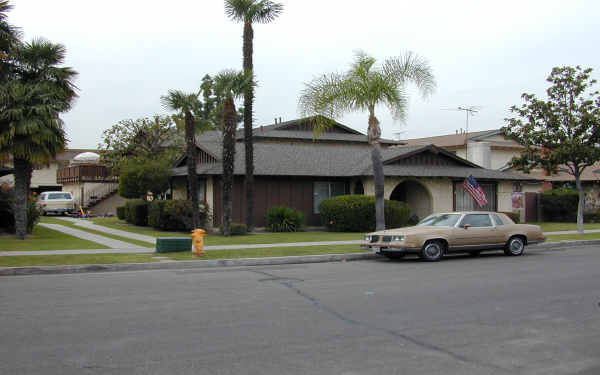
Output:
1,239,599,277
0,253,378,276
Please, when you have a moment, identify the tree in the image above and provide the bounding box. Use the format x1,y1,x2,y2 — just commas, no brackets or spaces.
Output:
118,157,171,199
161,91,203,229
298,51,435,230
0,38,77,239
0,0,20,82
225,0,283,231
214,70,253,235
98,115,182,173
503,66,600,234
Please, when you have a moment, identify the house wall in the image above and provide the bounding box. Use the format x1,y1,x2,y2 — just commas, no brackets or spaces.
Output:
0,161,62,190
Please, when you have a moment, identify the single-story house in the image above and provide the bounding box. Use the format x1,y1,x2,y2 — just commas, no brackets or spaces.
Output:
170,116,536,228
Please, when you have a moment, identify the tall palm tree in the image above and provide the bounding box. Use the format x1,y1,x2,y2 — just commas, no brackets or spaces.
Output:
0,0,20,81
224,0,283,231
161,90,203,229
214,70,254,235
0,38,78,239
299,51,435,231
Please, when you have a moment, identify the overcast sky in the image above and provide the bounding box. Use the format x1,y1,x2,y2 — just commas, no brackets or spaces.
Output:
10,0,600,148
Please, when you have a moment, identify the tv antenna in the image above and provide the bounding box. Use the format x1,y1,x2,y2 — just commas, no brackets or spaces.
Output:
442,106,481,156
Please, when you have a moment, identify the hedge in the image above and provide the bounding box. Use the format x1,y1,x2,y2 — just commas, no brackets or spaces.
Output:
541,188,579,222
265,206,304,232
0,189,39,234
318,195,411,232
116,206,127,220
148,200,208,231
499,211,520,224
124,200,149,226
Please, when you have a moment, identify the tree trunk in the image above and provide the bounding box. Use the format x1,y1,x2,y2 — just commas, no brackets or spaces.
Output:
13,158,30,240
222,95,236,236
243,20,255,232
575,174,584,234
368,110,385,231
185,110,201,229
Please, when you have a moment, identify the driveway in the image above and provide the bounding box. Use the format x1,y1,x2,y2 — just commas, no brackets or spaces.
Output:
1,244,599,374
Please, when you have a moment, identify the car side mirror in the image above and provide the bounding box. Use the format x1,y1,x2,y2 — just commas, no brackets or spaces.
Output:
463,224,471,229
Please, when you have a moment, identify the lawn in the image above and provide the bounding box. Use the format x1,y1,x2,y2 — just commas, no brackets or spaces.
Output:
40,217,153,248
91,217,364,245
0,253,156,267
534,222,600,232
0,225,109,251
545,232,600,243
163,244,366,260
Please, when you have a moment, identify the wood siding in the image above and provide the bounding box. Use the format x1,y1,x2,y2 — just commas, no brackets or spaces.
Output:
57,165,117,184
389,151,465,167
213,176,347,228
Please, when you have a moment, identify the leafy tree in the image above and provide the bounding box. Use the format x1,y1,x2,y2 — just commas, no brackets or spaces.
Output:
98,115,182,173
118,157,171,199
225,0,283,231
299,51,435,230
0,36,77,239
503,66,600,234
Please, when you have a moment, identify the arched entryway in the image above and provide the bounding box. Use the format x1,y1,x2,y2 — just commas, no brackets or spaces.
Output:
390,180,432,221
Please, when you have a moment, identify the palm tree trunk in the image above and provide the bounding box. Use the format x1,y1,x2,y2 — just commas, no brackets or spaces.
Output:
243,20,255,231
368,111,385,231
222,95,236,236
13,158,29,239
185,110,201,229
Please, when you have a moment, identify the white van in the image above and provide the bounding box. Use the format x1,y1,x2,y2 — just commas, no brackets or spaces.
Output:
36,191,75,215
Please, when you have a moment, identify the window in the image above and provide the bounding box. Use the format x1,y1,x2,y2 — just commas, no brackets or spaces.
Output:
417,214,461,227
460,214,492,228
48,193,72,200
454,181,497,211
314,181,347,213
491,213,505,226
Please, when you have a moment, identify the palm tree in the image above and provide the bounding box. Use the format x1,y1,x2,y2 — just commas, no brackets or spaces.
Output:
214,70,254,235
0,0,20,81
299,51,435,231
0,38,78,239
161,90,203,229
224,0,283,231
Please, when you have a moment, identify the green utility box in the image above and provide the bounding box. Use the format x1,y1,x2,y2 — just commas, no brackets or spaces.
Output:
155,237,192,253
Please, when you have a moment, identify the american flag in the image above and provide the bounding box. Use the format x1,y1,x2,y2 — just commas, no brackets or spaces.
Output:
463,175,488,208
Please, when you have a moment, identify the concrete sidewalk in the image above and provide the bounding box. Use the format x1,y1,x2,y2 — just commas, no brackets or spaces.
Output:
38,223,148,250
56,217,155,243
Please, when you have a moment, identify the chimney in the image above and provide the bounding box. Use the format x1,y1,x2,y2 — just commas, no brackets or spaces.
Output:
467,141,492,169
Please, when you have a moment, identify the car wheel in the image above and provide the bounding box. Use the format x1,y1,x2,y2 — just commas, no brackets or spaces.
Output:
468,251,480,257
504,236,525,256
383,253,405,260
421,241,444,262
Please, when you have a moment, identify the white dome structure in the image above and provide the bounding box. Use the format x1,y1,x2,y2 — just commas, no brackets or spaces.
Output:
71,152,100,165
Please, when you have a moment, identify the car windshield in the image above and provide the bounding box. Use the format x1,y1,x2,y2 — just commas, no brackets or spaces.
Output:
47,193,72,200
416,214,461,227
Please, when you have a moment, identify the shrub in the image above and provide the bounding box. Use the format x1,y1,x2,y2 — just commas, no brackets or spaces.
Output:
222,222,248,235
318,195,411,232
499,211,520,224
148,200,208,231
584,211,600,223
265,206,304,232
26,199,40,233
0,189,39,233
125,200,149,226
116,206,127,220
541,188,579,222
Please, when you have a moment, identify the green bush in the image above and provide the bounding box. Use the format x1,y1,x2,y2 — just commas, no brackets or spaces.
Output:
0,189,39,233
541,188,579,222
221,222,248,235
148,200,208,231
319,195,411,232
265,206,304,232
584,211,600,223
26,199,40,233
116,206,127,220
499,211,520,224
125,200,149,226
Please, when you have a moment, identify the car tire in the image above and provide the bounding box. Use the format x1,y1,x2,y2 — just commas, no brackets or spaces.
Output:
504,236,525,256
383,253,405,260
421,241,444,262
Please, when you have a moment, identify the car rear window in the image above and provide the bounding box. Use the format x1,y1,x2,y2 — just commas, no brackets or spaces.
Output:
460,214,492,227
47,193,72,200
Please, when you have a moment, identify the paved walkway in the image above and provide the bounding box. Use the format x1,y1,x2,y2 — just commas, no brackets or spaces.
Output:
1,218,599,257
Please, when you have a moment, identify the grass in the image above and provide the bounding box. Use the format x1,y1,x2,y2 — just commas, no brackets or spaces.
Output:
40,217,153,248
91,217,363,245
532,222,600,232
0,254,156,267
0,225,109,251
163,244,366,260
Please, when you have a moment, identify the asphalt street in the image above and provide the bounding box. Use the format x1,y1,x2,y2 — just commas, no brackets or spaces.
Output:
1,245,599,375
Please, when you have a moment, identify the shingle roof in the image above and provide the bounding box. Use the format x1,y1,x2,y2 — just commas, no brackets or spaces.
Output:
402,129,501,147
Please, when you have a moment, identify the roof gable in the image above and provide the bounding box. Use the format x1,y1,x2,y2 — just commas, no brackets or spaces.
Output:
383,145,481,168
272,116,363,135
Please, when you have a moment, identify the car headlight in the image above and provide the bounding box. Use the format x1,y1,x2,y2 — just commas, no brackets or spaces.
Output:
364,235,371,242
392,235,405,242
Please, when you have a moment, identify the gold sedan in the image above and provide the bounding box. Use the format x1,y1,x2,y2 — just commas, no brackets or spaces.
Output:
361,211,545,261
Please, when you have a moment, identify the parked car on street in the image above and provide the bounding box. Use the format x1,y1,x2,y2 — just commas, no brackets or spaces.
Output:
361,211,545,261
36,191,75,216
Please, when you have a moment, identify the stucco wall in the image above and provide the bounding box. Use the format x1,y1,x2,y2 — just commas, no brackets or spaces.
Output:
490,149,519,170
171,176,215,228
497,181,514,212
0,161,62,188
172,178,187,200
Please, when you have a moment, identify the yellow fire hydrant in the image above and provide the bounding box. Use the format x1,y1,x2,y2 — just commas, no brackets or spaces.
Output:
191,229,206,256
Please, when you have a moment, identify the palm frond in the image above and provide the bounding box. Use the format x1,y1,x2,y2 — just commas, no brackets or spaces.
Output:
214,69,255,100
225,0,283,24
383,52,436,98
